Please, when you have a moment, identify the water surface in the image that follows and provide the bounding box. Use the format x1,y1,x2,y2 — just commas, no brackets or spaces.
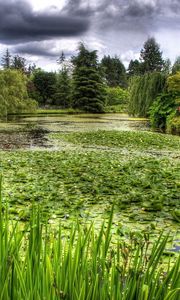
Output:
0,113,149,150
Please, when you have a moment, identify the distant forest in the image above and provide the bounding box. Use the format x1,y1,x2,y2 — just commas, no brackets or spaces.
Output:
0,37,180,133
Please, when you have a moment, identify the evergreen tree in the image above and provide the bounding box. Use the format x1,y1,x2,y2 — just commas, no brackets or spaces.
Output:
101,55,127,87
27,63,37,76
57,51,66,65
127,59,142,76
162,58,171,75
32,70,56,105
54,68,71,107
1,49,11,69
140,37,164,73
11,55,26,72
72,43,106,113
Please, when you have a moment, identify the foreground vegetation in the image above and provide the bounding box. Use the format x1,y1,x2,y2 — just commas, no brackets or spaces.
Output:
1,130,179,229
0,199,179,300
0,118,179,299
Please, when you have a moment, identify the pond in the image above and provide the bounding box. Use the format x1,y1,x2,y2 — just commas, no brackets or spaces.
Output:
0,113,149,150
0,112,179,252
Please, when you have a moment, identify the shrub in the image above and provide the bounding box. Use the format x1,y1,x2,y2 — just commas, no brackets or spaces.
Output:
167,111,180,135
149,93,175,130
106,86,129,106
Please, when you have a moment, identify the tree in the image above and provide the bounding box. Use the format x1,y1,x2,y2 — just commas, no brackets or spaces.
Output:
0,69,37,116
127,59,142,76
32,70,56,105
168,71,180,94
140,37,164,73
54,52,72,107
128,72,166,117
149,72,180,131
1,49,11,69
72,43,106,113
172,56,180,74
11,55,26,72
27,63,37,76
162,58,171,75
106,87,129,106
54,68,72,107
149,93,175,130
101,55,127,87
57,51,66,65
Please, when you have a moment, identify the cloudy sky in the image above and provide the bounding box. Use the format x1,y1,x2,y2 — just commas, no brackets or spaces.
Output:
0,0,180,70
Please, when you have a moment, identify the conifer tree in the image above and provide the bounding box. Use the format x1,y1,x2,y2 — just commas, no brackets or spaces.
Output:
101,55,127,87
127,59,142,76
140,37,164,73
1,49,11,69
54,68,71,107
72,43,106,113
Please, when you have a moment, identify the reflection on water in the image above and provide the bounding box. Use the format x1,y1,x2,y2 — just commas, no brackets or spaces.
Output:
0,113,149,150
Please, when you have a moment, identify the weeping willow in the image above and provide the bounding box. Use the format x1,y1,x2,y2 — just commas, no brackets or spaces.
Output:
128,72,166,117
0,69,37,117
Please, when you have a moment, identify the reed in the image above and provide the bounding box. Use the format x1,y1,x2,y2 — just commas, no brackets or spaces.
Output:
0,184,179,299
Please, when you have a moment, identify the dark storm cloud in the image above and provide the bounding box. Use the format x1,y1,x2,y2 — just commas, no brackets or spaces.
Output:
0,0,180,66
13,42,74,58
0,0,90,44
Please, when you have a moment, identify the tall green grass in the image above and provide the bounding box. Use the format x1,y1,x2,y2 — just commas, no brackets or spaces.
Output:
0,183,179,299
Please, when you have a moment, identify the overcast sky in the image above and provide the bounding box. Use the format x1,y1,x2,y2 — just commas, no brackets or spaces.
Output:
0,0,180,70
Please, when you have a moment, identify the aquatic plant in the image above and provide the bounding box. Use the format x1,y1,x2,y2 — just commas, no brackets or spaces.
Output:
0,190,179,300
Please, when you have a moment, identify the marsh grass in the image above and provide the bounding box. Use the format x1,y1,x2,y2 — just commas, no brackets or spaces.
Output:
0,181,179,299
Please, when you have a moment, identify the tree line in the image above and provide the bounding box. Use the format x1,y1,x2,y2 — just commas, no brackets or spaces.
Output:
0,38,180,132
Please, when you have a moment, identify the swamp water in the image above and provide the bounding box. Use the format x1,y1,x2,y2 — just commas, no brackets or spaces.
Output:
0,113,179,252
0,113,148,150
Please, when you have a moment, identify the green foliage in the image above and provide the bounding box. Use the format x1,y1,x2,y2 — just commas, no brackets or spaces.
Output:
51,130,180,151
104,104,127,113
140,37,164,73
0,69,37,117
167,112,180,135
1,49,36,76
11,55,26,72
0,200,179,300
150,72,180,130
72,43,106,113
54,68,72,107
32,70,56,105
1,135,180,222
101,55,127,87
168,72,180,95
127,59,142,76
106,86,129,105
162,58,171,75
149,93,176,130
128,72,166,117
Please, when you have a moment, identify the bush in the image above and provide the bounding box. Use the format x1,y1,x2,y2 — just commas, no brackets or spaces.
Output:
106,86,129,106
149,93,175,130
167,111,180,135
